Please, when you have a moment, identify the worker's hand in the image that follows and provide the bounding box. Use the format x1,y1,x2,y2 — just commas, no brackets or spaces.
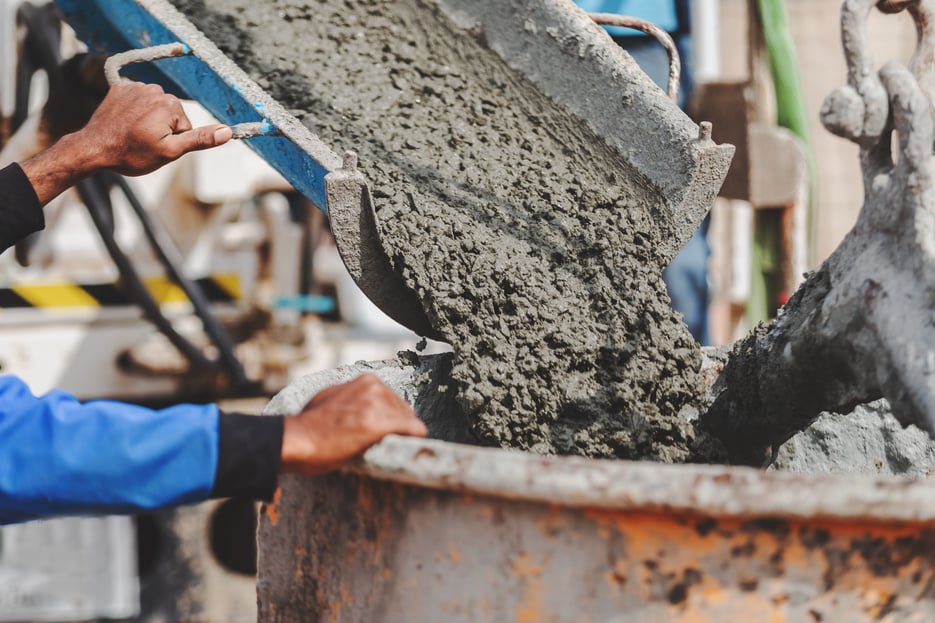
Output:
21,82,233,206
77,82,233,176
280,374,427,476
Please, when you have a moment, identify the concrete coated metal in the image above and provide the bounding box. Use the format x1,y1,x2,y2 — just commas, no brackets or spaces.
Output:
258,355,935,622
703,0,935,464
436,0,733,261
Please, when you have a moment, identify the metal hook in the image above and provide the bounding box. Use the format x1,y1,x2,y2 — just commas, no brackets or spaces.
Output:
587,13,681,102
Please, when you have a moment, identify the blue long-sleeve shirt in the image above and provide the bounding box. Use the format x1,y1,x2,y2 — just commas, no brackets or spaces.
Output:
0,163,283,524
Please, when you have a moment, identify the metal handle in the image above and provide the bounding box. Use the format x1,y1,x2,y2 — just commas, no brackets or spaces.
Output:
587,13,681,102
104,43,278,139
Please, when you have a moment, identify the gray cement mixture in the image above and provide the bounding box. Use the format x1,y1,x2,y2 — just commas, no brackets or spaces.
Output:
266,352,935,478
174,0,716,461
774,400,935,477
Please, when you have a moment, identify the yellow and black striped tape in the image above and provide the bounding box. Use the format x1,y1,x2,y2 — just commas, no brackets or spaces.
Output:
0,274,241,309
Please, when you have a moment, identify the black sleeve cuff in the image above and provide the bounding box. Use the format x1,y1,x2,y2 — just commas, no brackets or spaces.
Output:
211,412,284,501
0,163,44,254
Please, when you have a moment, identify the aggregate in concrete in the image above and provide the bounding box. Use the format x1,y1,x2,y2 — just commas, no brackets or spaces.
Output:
175,0,716,461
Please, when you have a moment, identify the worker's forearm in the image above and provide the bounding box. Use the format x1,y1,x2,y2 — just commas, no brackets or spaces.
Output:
0,375,283,525
19,129,107,206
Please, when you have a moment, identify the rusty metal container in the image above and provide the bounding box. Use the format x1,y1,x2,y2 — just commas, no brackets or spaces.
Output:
258,354,935,623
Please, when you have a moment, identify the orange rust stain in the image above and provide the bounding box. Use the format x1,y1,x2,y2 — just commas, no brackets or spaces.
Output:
678,606,720,623
450,545,462,564
511,552,544,578
510,551,546,623
514,600,542,623
534,506,569,540
384,567,393,581
581,507,934,592
695,583,730,607
511,551,546,623
479,505,493,517
323,588,353,622
583,509,714,555
479,597,493,623
356,486,374,514
607,558,628,588
463,491,475,505
863,589,894,617
413,447,437,459
672,581,790,623
295,545,305,555
263,487,283,526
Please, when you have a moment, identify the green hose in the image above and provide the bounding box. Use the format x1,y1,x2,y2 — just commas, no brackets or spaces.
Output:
757,0,812,147
749,0,816,322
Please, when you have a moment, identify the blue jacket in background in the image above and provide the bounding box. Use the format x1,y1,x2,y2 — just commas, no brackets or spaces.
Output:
573,0,680,36
0,374,218,524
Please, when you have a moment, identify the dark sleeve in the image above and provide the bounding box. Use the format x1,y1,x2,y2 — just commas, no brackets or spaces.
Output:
211,413,284,501
0,163,44,254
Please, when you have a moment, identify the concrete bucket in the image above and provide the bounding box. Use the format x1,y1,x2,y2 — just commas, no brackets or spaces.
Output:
259,354,935,623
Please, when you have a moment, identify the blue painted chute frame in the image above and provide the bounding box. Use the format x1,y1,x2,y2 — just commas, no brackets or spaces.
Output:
56,0,334,212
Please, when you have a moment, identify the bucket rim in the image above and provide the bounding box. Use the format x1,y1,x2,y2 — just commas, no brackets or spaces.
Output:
344,434,935,525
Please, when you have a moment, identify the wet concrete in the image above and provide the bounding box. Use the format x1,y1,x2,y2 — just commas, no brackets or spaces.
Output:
174,0,717,461
774,400,935,477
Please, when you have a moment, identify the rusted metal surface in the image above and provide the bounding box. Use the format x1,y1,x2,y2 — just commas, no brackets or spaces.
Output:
259,459,935,622
259,356,935,622
586,13,681,101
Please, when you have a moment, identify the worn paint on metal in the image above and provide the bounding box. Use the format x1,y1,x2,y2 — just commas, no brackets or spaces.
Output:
258,345,935,623
261,487,282,527
258,437,935,622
